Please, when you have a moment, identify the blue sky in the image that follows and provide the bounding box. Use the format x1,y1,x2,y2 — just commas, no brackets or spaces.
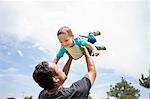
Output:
0,0,149,99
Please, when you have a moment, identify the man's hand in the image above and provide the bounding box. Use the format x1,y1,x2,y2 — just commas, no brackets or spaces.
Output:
86,42,99,56
91,49,99,56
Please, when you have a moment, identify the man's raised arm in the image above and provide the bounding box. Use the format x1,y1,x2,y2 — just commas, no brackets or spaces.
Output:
62,54,73,76
83,47,96,85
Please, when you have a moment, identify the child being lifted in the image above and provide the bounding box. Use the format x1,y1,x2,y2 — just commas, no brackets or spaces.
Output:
53,26,106,64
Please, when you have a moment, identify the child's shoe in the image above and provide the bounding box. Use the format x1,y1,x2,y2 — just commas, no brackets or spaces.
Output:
95,45,106,50
93,31,101,36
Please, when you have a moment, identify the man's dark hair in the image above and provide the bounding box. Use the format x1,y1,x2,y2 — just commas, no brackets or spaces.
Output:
33,61,55,90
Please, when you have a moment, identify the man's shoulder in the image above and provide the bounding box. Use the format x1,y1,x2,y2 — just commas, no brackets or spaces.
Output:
38,89,64,99
38,76,91,99
38,90,47,99
70,76,91,92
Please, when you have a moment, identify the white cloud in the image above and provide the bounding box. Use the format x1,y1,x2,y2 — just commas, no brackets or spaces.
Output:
1,67,18,73
0,74,4,78
0,67,39,99
6,67,17,72
0,67,30,84
17,50,24,57
8,0,147,78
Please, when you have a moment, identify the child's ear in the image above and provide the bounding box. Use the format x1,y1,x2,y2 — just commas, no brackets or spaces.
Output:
71,35,74,38
52,77,60,83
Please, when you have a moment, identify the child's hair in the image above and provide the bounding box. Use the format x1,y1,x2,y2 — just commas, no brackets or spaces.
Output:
57,26,73,36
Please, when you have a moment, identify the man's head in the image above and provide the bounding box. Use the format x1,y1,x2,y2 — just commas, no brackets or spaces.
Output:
33,61,67,90
57,26,74,48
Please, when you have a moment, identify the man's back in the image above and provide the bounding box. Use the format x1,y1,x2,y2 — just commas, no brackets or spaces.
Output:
39,76,91,99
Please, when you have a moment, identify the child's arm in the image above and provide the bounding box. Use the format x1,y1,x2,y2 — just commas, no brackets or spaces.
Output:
53,46,66,64
86,42,99,56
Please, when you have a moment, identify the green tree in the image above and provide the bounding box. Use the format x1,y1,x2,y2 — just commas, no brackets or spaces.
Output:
139,69,150,88
139,69,150,99
24,96,32,99
88,95,92,99
107,77,140,99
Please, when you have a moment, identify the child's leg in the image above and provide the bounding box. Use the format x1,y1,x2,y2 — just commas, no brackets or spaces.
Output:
95,45,106,50
80,31,104,55
86,33,98,55
88,32,106,51
93,31,101,36
79,32,97,44
87,32,97,44
86,45,106,56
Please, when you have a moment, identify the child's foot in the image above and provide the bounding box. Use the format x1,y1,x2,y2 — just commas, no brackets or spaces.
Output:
95,45,106,50
93,31,101,36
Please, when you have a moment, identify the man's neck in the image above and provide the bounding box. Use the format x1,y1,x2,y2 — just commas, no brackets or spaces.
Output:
48,85,62,93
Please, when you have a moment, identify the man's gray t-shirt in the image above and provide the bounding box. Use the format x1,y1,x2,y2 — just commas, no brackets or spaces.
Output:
38,77,91,99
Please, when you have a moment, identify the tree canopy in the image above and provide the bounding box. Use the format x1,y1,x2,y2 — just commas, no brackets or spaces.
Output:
139,69,150,89
107,77,140,99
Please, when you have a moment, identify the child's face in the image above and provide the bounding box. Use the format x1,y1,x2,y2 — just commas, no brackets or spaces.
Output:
58,33,73,48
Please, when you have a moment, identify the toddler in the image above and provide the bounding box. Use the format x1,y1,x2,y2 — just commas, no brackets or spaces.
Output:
53,26,106,64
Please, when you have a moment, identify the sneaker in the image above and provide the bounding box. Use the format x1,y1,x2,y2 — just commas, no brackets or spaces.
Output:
95,45,106,50
93,31,101,36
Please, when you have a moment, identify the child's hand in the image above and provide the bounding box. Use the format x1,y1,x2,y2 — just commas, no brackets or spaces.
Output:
91,49,99,56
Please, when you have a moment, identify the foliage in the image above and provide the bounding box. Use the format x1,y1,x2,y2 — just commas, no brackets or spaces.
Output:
7,97,15,99
24,96,33,99
139,69,150,89
107,77,140,99
88,95,92,99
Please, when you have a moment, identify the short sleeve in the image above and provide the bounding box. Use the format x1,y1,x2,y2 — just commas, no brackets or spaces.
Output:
74,36,87,46
56,47,66,58
67,76,92,98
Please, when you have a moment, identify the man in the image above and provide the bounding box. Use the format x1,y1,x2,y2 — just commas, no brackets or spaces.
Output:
33,47,96,99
